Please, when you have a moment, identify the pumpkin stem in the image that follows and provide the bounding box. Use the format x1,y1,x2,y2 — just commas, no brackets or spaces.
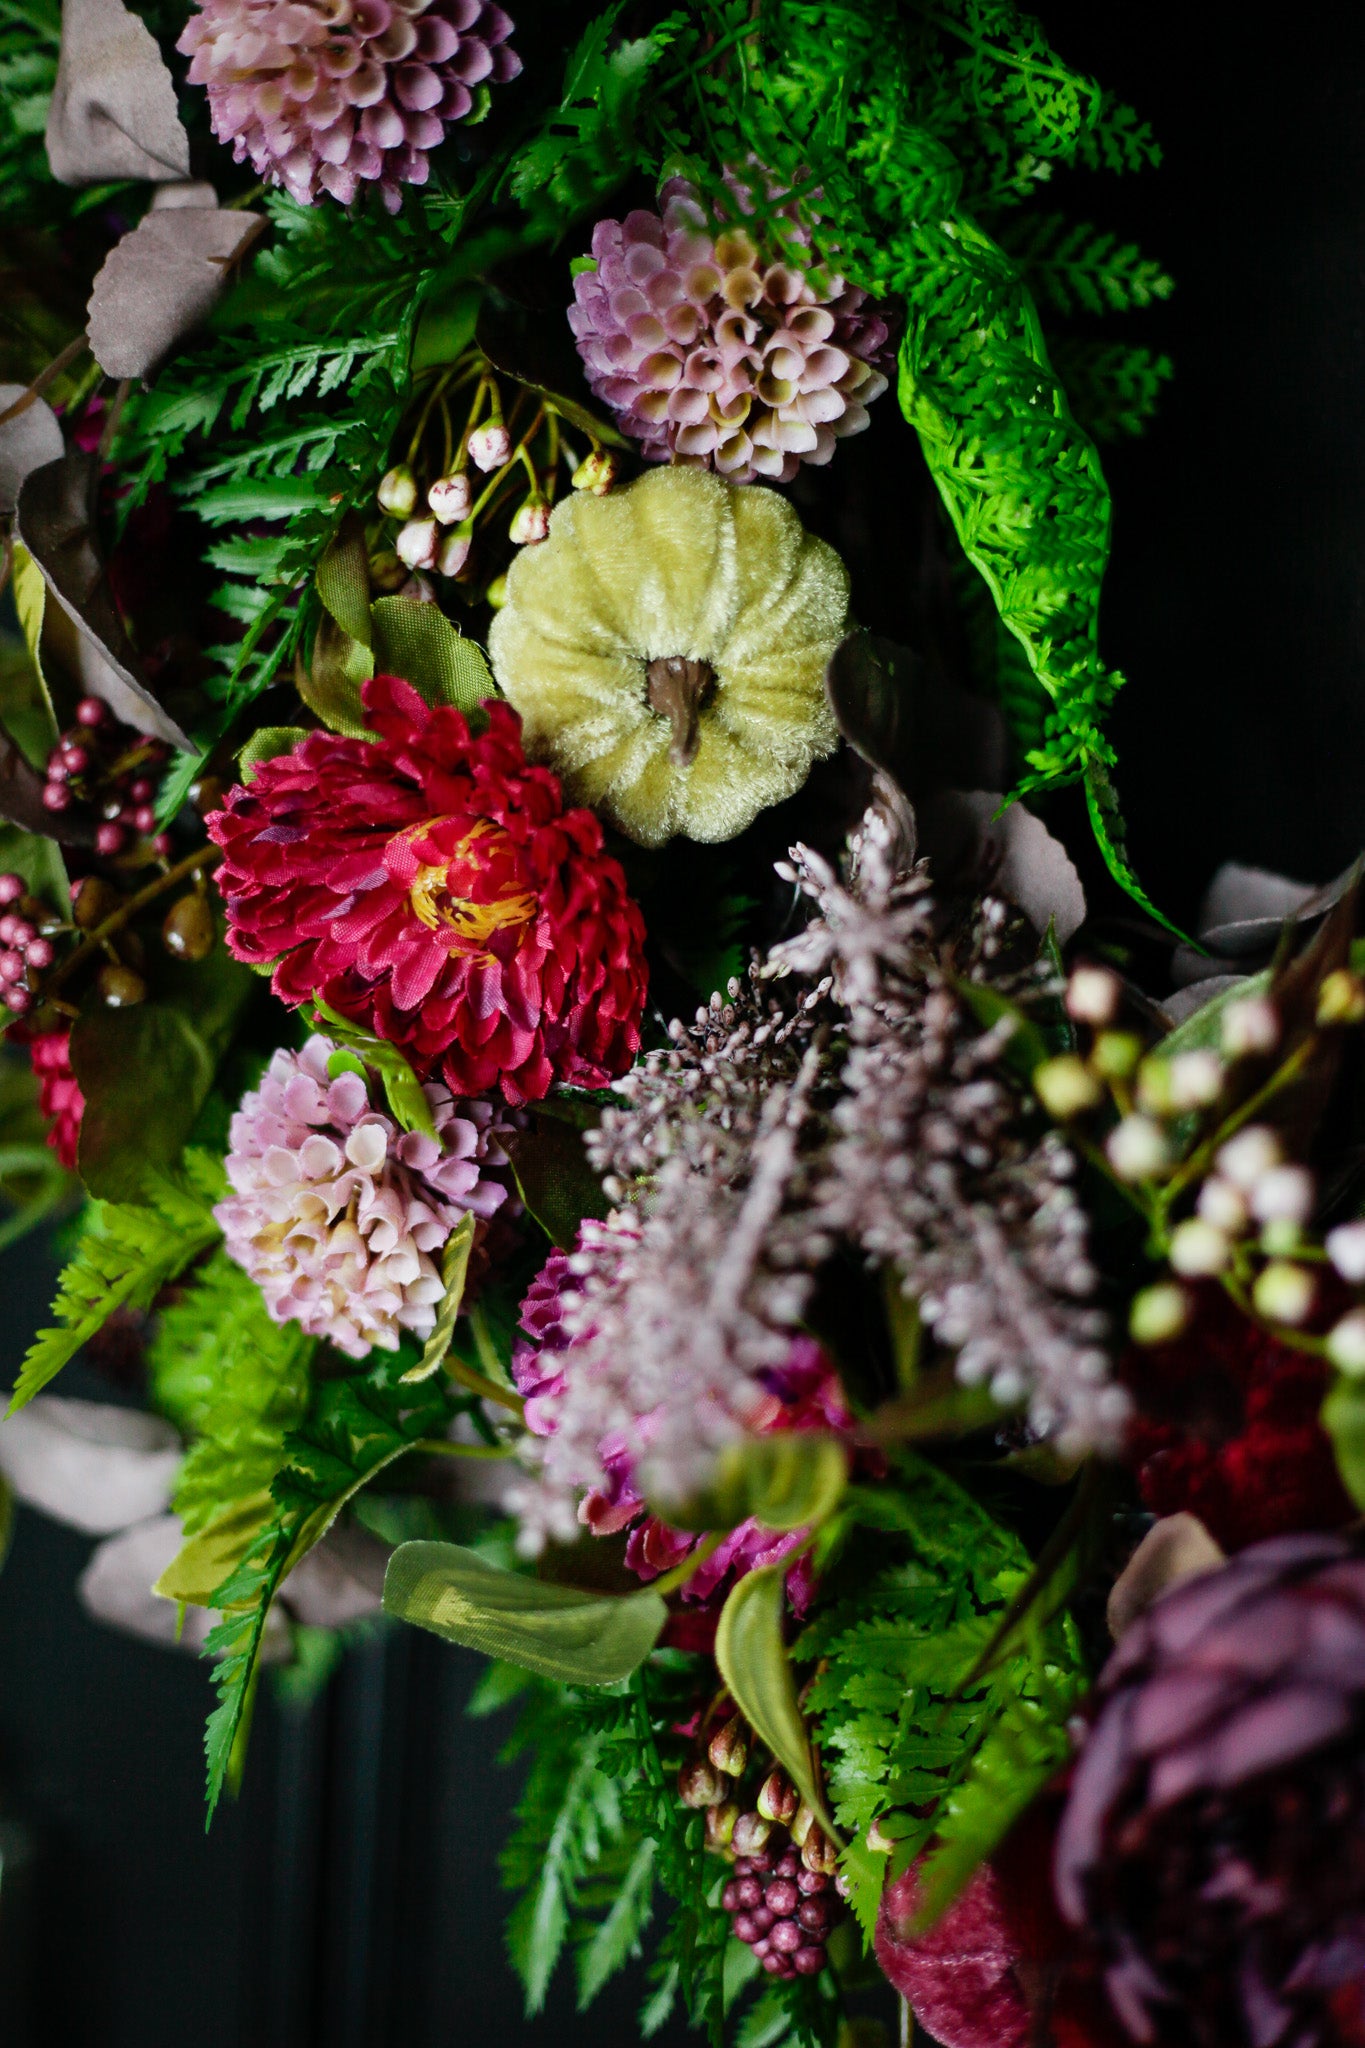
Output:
646,656,716,767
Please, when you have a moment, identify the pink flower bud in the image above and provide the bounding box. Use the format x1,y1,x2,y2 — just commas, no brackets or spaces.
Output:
396,518,440,571
427,472,472,524
468,421,511,473
509,497,550,546
376,465,418,517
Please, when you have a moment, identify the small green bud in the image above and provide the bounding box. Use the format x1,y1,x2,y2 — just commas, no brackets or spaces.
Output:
1129,1282,1191,1346
677,1759,725,1810
756,1768,798,1826
707,1714,748,1778
1032,1054,1104,1120
1318,969,1365,1026
1091,1030,1143,1082
704,1801,739,1853
1252,1261,1315,1326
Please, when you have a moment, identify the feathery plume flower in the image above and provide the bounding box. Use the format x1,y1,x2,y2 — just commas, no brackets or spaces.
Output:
1056,1533,1365,2048
208,676,648,1105
568,173,893,482
216,1035,512,1357
178,0,520,213
507,1224,847,1606
28,1029,84,1171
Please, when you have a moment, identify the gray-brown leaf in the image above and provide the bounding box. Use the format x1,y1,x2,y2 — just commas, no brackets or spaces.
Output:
0,385,64,522
45,0,190,185
87,206,265,382
14,450,192,750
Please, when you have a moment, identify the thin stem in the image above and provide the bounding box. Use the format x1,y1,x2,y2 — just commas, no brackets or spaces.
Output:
442,1350,525,1416
650,1528,726,1598
42,843,222,1003
414,1437,513,1459
0,335,90,428
1159,1038,1317,1212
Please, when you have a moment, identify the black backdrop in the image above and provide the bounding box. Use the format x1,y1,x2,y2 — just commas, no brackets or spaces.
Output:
3,4,1365,2041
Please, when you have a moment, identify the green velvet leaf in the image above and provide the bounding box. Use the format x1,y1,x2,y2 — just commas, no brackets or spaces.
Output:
383,1541,668,1684
369,595,494,712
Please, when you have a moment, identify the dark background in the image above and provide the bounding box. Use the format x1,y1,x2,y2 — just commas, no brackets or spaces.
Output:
4,4,1365,2041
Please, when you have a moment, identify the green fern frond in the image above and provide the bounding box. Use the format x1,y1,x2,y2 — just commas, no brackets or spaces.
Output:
9,1151,225,1413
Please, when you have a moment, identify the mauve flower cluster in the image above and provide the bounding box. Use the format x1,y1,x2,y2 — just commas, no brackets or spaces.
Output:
178,0,520,212
507,1226,847,1608
1056,1534,1365,2048
28,1029,85,1172
208,677,648,1106
569,174,892,483
216,1035,511,1357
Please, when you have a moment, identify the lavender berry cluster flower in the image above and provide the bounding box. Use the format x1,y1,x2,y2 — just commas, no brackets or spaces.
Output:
569,173,892,483
216,1036,512,1357
179,0,520,212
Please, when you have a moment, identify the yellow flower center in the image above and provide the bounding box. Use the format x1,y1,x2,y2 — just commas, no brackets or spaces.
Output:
404,819,538,949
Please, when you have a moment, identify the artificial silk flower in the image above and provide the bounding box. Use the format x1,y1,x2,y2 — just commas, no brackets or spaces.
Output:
208,676,648,1104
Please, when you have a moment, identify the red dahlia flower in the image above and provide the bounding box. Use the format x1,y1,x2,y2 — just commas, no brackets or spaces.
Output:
208,678,648,1104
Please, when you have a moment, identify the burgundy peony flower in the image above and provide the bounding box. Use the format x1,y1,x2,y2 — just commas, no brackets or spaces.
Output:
1055,1534,1365,2048
179,0,520,213
1123,1289,1354,1551
29,1029,84,1172
208,677,647,1105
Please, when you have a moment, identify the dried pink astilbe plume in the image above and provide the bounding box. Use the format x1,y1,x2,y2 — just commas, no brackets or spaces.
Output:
216,1035,512,1357
178,0,520,213
569,172,893,482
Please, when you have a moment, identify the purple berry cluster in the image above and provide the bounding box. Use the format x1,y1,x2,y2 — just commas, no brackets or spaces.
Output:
0,871,52,1018
41,697,171,861
722,1827,836,1979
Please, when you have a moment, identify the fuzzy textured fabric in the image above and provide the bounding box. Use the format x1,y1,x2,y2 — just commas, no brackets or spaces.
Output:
488,466,848,846
216,1034,511,1356
178,0,519,212
568,173,892,482
207,676,648,1104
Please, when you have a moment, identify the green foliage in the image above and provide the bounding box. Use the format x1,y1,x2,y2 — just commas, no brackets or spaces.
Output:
147,1251,314,1535
203,1342,456,1817
492,1664,731,2039
9,1150,225,1412
1050,338,1173,444
796,1456,1086,1938
1002,212,1173,317
0,0,57,221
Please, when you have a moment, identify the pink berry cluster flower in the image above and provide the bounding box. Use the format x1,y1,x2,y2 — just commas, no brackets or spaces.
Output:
568,174,893,483
28,1029,86,1171
216,1035,514,1358
0,872,52,1019
721,1825,837,1979
179,0,521,213
41,696,171,862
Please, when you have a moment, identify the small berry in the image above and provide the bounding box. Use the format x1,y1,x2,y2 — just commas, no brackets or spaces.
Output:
44,754,70,783
42,781,72,813
5,983,32,1014
72,875,120,930
76,696,109,727
162,893,216,962
0,873,23,906
95,823,127,857
23,937,54,971
97,963,146,1008
128,777,154,804
0,950,24,983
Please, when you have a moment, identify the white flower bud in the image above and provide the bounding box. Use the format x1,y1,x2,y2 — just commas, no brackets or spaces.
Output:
1167,1049,1225,1110
1327,1220,1365,1284
1197,1175,1249,1234
1327,1309,1365,1377
1252,1261,1315,1325
1169,1218,1231,1276
1032,1054,1104,1120
1221,996,1280,1058
395,517,440,571
468,421,512,472
1106,1115,1172,1182
1249,1164,1314,1226
1065,966,1121,1025
377,464,418,516
427,472,472,524
1217,1125,1282,1190
509,497,551,546
437,529,472,578
1129,1282,1191,1345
